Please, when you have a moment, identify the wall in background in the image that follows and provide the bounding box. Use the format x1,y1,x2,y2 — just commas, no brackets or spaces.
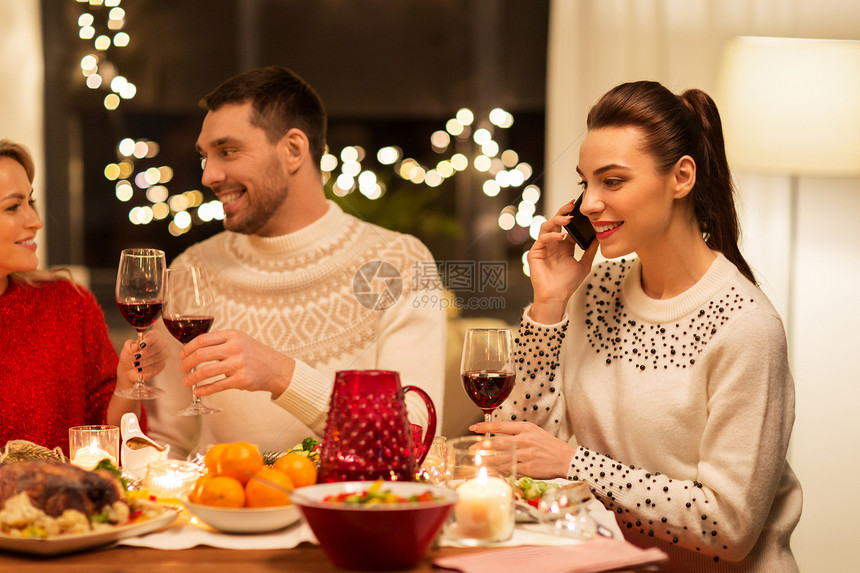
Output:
737,175,860,571
0,0,44,260
789,178,860,570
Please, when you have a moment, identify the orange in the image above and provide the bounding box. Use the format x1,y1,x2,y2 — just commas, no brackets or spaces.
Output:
196,475,245,508
272,453,318,488
188,473,213,504
218,441,263,485
245,467,294,508
203,443,228,474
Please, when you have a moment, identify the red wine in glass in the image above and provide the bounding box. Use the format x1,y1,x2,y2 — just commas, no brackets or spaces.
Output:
163,316,213,344
461,370,515,413
164,266,221,416
117,302,163,331
115,248,166,400
460,329,515,437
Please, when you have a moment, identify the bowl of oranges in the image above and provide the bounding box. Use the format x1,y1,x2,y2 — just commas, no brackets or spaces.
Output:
182,441,318,533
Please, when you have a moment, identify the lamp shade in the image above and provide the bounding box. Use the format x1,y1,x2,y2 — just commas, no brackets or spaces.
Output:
718,36,860,176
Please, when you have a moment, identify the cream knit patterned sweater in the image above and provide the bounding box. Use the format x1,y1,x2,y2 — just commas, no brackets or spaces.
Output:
148,202,445,457
495,253,802,573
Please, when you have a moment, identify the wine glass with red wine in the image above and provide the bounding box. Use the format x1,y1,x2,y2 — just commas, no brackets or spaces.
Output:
163,266,221,416
460,328,516,437
115,248,166,400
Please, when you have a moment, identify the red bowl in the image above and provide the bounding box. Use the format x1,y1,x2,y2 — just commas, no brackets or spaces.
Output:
290,481,456,571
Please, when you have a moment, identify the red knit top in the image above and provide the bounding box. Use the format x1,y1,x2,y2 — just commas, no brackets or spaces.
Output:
0,278,118,456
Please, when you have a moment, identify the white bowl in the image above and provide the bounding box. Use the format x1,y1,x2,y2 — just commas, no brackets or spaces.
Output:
182,498,301,533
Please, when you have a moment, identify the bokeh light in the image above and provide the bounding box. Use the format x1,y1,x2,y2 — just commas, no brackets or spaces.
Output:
103,93,120,110
445,119,464,137
522,185,541,203
456,108,474,126
94,35,111,51
320,153,338,172
115,181,133,202
377,146,400,165
104,163,120,181
483,180,500,197
430,130,450,151
498,208,516,230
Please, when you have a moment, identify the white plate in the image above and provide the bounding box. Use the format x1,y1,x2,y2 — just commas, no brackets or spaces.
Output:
0,507,180,556
182,499,301,533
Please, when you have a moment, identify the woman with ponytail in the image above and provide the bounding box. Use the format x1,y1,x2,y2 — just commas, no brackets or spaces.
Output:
474,82,801,571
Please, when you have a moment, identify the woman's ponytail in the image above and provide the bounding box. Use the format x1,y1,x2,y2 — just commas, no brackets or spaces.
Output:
680,90,756,284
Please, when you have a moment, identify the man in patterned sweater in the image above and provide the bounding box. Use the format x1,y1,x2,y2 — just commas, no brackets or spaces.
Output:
147,67,444,457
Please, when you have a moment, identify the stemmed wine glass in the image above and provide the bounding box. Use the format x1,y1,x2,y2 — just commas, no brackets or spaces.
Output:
537,486,602,540
460,328,516,437
115,248,166,400
163,266,221,416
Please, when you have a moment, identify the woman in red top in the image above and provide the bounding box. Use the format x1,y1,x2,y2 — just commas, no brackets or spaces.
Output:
0,139,167,455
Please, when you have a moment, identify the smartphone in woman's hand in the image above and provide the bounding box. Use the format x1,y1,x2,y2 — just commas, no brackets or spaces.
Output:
563,194,596,249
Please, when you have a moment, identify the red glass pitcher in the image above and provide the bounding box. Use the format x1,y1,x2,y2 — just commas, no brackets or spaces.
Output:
317,370,437,483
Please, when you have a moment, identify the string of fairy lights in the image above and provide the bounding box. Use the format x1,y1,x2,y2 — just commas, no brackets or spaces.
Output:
74,0,543,275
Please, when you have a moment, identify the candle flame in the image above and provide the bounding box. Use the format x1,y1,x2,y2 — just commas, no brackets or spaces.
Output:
477,465,489,486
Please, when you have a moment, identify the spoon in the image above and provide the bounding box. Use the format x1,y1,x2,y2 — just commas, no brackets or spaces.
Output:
124,436,168,451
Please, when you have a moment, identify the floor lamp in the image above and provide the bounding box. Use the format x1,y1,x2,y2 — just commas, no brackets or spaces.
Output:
718,36,860,357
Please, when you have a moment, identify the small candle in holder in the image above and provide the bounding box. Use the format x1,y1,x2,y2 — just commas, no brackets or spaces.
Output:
144,460,200,501
454,466,513,539
444,436,516,545
69,425,119,471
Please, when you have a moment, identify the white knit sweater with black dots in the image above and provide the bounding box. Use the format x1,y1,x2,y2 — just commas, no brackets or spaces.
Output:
495,253,802,573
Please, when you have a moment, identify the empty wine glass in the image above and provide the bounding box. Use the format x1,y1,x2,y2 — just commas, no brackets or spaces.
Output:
163,266,221,416
115,248,166,400
460,328,515,437
537,486,602,540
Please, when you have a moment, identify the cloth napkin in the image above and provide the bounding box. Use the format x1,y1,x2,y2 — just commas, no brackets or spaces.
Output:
118,512,317,550
433,538,668,573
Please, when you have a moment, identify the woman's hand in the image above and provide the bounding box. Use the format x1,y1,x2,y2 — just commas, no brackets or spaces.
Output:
117,330,168,389
470,420,578,479
527,200,598,323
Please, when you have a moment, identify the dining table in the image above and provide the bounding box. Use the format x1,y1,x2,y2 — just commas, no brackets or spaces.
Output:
0,499,664,573
0,543,659,573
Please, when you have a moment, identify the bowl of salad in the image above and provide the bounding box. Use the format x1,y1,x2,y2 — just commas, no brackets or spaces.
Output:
290,480,456,571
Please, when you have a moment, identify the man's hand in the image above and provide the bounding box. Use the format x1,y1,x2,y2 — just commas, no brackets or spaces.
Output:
470,420,577,479
179,329,296,399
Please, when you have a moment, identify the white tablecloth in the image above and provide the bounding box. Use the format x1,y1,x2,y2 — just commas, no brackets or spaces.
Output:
118,499,621,551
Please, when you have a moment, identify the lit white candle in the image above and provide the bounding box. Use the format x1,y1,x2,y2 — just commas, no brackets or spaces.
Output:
71,437,117,471
147,472,184,498
144,461,199,500
454,466,514,540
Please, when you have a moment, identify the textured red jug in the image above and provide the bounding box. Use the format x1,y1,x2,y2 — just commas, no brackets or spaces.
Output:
317,370,436,483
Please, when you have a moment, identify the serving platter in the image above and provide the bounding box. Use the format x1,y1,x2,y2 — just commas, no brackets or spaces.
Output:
0,506,180,556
